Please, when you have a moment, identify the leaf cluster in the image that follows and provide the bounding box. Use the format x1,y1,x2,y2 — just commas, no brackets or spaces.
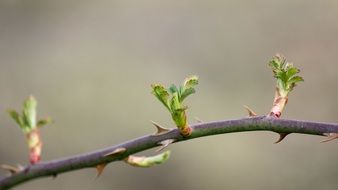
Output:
8,96,51,133
269,54,304,97
151,76,198,128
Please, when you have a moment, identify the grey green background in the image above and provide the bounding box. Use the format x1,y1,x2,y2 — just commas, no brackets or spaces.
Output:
1,1,338,190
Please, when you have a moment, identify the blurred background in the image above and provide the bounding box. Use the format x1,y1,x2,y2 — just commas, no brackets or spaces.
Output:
1,0,338,189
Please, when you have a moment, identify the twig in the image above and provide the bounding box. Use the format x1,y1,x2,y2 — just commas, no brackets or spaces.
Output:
1,116,338,189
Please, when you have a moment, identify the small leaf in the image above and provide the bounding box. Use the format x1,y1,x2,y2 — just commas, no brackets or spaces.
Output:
183,75,199,89
169,84,179,94
8,110,25,129
37,117,53,128
170,92,181,112
125,151,171,168
151,84,170,111
269,61,279,73
180,76,198,101
180,88,196,101
22,96,37,129
288,76,304,84
286,67,299,78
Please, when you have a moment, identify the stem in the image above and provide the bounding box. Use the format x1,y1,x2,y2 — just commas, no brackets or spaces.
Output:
270,90,288,118
1,116,338,189
26,129,42,164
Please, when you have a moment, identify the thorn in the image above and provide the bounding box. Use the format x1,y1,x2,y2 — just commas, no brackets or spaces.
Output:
274,133,290,144
156,139,175,152
150,120,172,136
1,164,23,175
321,133,338,143
95,163,107,178
243,105,257,117
194,117,203,123
104,147,126,157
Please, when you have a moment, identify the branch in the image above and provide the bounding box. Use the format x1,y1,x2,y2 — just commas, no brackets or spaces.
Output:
1,116,338,189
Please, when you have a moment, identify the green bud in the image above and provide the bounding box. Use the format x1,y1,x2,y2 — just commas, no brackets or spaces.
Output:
151,76,198,136
269,54,303,97
23,96,37,129
125,151,171,168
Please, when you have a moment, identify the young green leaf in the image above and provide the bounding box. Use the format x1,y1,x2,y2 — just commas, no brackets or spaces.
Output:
37,117,53,128
269,55,303,97
170,92,182,112
125,151,171,168
22,96,37,129
183,75,198,89
180,88,196,101
169,84,179,94
180,76,198,101
8,110,25,130
151,84,170,111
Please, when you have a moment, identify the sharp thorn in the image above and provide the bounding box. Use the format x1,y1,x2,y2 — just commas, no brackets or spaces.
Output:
274,133,290,144
104,147,126,157
1,164,23,175
156,139,175,152
243,105,257,117
150,120,172,136
95,163,107,178
320,133,338,143
194,117,203,123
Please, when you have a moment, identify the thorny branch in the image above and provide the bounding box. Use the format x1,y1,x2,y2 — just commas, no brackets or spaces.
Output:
1,116,338,189
1,54,337,190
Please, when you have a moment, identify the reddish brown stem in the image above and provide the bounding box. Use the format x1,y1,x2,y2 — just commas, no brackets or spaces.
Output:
269,90,288,118
26,129,42,164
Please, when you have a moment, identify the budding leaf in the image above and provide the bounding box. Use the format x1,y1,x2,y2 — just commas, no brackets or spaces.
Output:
180,76,199,101
8,110,25,130
169,84,179,94
151,76,198,135
8,95,52,133
269,54,303,97
37,117,53,128
22,96,37,129
183,75,199,89
151,84,170,111
125,151,171,168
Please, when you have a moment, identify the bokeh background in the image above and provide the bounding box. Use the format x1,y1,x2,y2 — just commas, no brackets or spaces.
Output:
1,0,338,189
